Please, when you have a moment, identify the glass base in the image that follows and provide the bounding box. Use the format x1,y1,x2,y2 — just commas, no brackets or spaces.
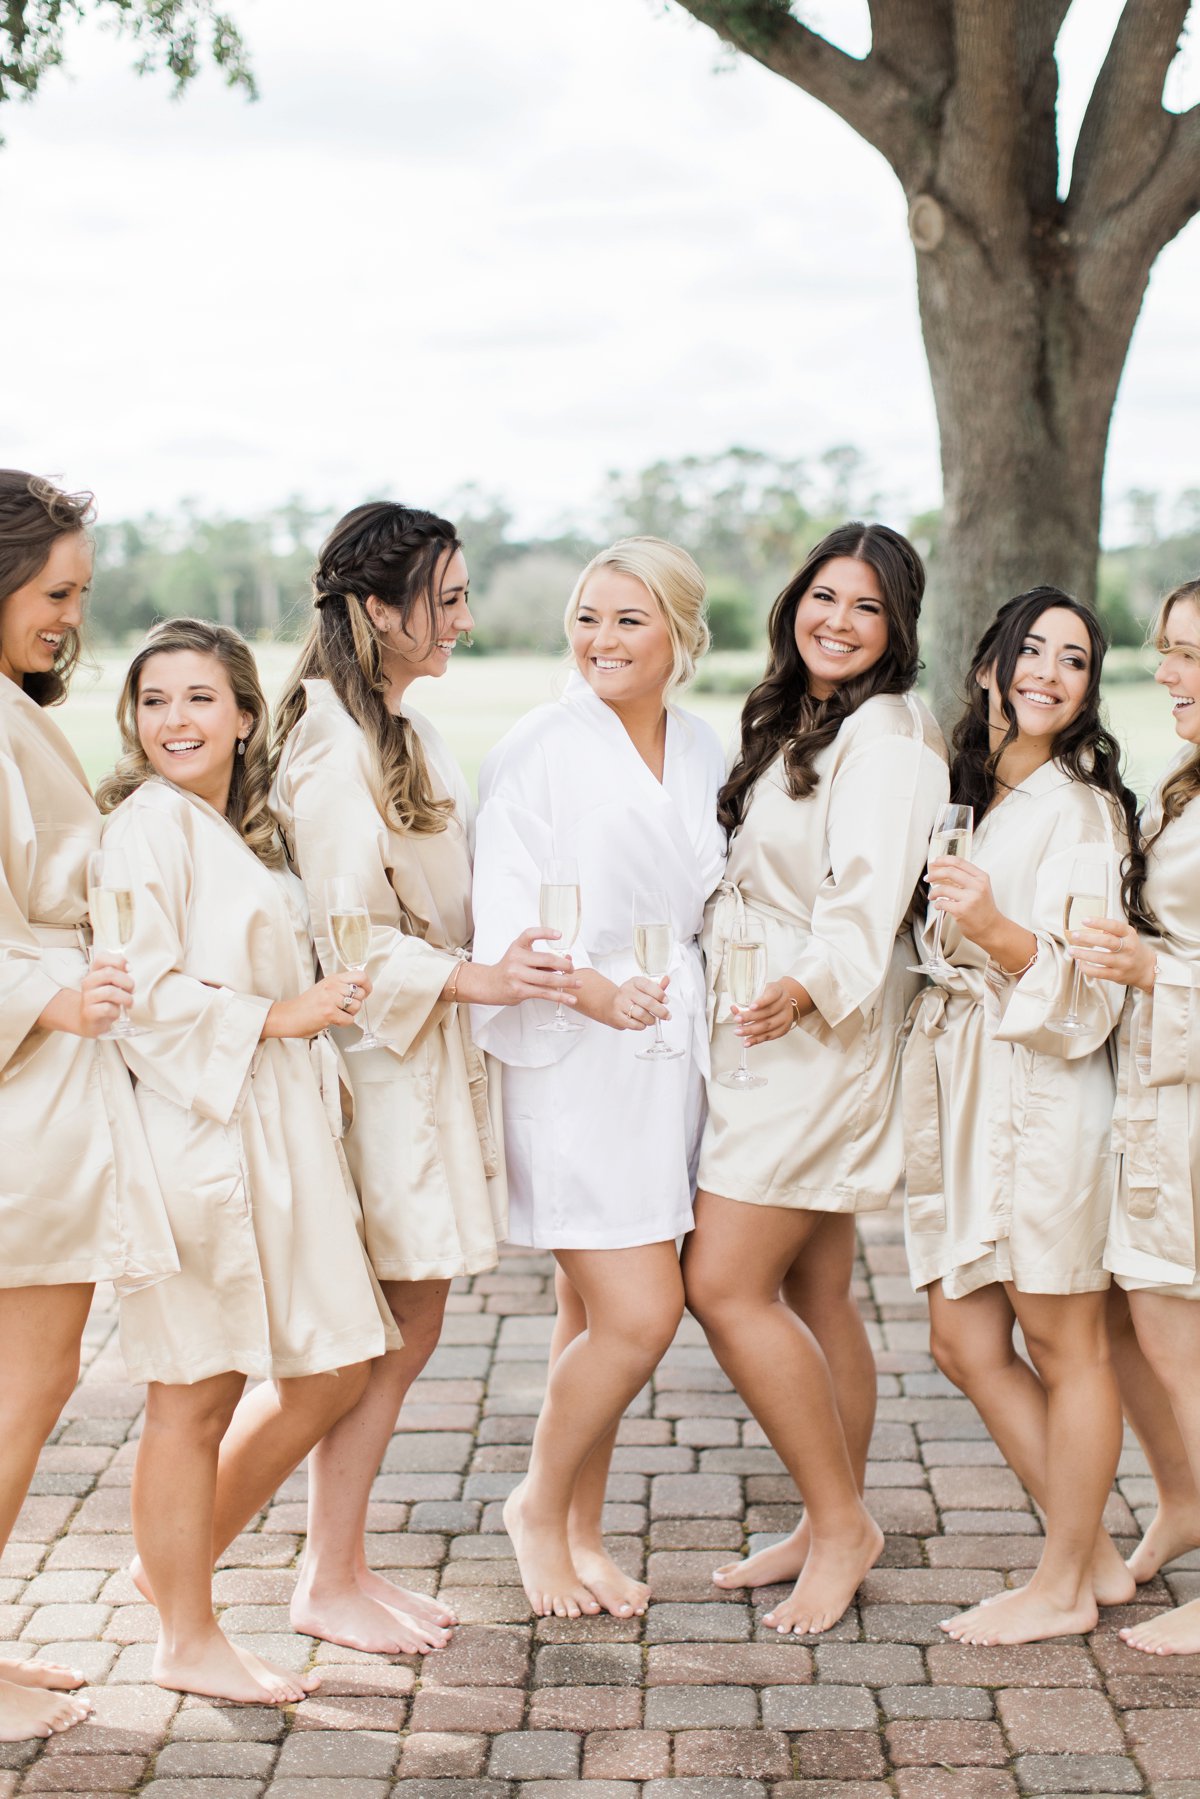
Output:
345,1032,392,1052
537,1015,583,1033
717,1067,767,1089
100,1020,148,1040
637,1041,684,1061
1048,1015,1088,1037
909,959,954,979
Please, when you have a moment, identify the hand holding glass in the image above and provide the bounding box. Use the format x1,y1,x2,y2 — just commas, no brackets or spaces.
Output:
538,859,583,1034
1049,856,1110,1037
911,803,975,978
87,848,146,1039
632,890,682,1062
325,876,385,1051
718,936,768,1090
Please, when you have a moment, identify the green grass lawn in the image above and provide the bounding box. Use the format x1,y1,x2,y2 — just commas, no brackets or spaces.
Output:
56,645,1180,806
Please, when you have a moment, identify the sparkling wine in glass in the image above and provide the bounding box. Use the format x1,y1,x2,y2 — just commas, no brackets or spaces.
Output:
632,890,682,1062
717,935,768,1090
1049,856,1110,1038
911,803,975,978
537,858,583,1034
87,848,147,1039
325,876,385,1052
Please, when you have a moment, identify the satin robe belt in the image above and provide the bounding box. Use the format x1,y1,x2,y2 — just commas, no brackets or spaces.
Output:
1111,999,1193,1230
900,978,1015,1234
449,1001,501,1182
309,1032,350,1142
704,882,796,1038
30,921,91,949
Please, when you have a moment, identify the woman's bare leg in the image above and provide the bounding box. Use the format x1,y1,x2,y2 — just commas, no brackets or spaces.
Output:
684,1192,882,1636
135,1374,319,1703
941,1287,1122,1644
929,1281,1133,1608
714,1213,875,1591
1119,1292,1200,1654
503,1243,684,1619
550,1265,650,1617
0,1284,94,1740
1107,1286,1200,1583
291,1280,456,1653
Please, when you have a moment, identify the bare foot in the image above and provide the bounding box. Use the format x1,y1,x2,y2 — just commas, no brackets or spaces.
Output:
290,1581,450,1654
1126,1505,1200,1584
0,1677,91,1741
0,1654,85,1692
1091,1531,1137,1606
762,1514,883,1636
503,1481,601,1620
940,1582,1097,1645
571,1541,650,1618
356,1564,457,1629
714,1519,808,1592
153,1629,319,1705
1120,1595,1200,1655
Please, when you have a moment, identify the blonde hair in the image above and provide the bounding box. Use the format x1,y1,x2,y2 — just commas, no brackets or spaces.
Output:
1124,578,1200,929
564,536,710,707
96,617,283,868
273,502,459,836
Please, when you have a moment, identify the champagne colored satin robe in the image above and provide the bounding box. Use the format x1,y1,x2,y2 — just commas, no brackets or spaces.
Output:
1107,775,1200,1295
903,762,1127,1298
0,680,176,1292
271,679,506,1282
700,691,948,1212
103,779,398,1384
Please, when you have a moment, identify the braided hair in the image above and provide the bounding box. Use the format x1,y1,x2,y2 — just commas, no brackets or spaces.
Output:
272,502,461,836
0,469,94,706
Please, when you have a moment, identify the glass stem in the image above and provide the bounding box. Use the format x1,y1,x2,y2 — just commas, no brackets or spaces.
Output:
738,1042,750,1080
930,910,945,966
354,967,374,1037
653,1017,665,1050
1064,959,1083,1025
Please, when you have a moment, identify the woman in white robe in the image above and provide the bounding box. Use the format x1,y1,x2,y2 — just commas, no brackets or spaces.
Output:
97,617,398,1708
472,538,725,1620
0,472,176,1743
1072,579,1200,1655
683,523,947,1638
904,587,1138,1648
270,503,570,1657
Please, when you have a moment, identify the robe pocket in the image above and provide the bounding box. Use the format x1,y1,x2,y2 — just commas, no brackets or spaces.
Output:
343,1040,442,1194
137,1091,249,1221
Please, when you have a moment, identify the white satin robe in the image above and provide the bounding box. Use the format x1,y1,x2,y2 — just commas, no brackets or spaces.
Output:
699,691,948,1213
902,762,1127,1298
103,779,398,1384
1106,774,1200,1295
270,679,506,1282
0,679,176,1292
471,672,727,1249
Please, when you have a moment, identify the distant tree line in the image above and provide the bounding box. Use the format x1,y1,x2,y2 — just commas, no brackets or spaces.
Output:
90,449,1200,657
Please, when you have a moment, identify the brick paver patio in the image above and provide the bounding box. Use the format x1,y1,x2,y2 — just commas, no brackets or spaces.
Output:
4,1210,1199,1796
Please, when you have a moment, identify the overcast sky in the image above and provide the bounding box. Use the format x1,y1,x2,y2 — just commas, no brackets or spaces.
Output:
2,0,1198,543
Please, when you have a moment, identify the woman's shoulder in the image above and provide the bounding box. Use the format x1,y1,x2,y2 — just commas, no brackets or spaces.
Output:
839,690,943,756
479,701,572,794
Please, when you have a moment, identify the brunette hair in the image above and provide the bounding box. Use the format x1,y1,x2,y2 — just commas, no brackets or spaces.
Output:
273,502,461,835
718,521,925,837
565,537,710,706
948,586,1138,903
1123,578,1200,930
0,469,94,706
96,617,283,868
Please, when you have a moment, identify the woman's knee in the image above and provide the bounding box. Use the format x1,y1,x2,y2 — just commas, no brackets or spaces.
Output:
278,1360,371,1425
928,1311,1003,1394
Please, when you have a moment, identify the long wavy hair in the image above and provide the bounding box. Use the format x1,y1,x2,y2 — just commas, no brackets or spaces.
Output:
718,522,925,837
948,587,1138,901
1123,578,1200,931
565,537,710,707
96,617,283,868
0,469,94,706
273,502,460,836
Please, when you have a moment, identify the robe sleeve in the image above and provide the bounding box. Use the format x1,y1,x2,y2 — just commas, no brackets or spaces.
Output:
0,749,65,1075
987,816,1126,1060
789,731,948,1036
280,724,456,1059
101,804,271,1124
1134,953,1200,1088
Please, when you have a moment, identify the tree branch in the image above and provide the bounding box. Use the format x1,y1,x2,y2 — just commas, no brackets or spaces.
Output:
1070,0,1190,226
670,0,928,183
866,0,952,95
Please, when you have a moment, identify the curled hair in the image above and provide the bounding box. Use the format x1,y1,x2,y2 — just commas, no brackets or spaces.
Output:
0,469,94,706
96,617,283,868
1123,578,1200,931
948,586,1138,911
273,502,461,835
718,522,925,837
564,536,710,707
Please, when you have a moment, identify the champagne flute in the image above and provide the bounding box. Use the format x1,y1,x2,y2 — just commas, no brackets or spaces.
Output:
325,876,385,1052
911,802,975,978
632,890,683,1062
86,848,147,1039
537,858,583,1034
1049,855,1110,1037
717,933,768,1090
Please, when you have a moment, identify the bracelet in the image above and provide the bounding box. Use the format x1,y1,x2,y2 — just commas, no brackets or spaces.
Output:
1004,941,1039,978
788,997,802,1031
444,951,470,1003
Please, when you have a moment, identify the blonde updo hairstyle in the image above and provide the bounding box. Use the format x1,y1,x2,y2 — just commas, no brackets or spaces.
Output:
96,617,283,868
564,536,710,708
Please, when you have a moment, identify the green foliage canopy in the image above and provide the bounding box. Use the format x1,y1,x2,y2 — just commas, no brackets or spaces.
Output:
0,0,255,115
